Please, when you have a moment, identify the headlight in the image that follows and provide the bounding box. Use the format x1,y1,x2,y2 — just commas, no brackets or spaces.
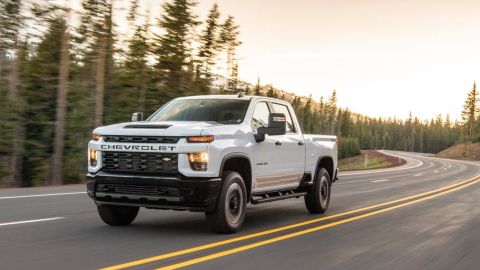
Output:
89,149,97,166
188,152,208,171
187,135,214,143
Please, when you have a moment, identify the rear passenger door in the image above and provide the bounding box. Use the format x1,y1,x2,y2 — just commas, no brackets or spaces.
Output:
269,102,306,186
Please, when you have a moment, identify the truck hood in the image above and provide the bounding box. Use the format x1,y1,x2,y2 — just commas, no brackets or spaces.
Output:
93,121,226,137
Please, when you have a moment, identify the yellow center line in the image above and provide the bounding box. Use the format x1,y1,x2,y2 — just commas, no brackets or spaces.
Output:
156,178,480,270
101,176,479,270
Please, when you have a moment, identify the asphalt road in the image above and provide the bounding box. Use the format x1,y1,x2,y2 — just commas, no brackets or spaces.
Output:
1,151,480,270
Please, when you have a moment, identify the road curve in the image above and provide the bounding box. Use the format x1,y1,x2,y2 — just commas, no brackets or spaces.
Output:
0,151,479,270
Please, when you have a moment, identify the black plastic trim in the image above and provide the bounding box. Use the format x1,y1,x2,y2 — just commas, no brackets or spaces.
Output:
219,153,252,196
86,172,221,212
314,155,336,184
219,153,251,177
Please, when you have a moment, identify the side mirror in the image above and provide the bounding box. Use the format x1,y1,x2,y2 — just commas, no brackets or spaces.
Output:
131,112,143,122
255,113,287,142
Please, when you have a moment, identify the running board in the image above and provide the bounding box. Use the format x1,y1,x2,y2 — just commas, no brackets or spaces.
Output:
251,190,307,205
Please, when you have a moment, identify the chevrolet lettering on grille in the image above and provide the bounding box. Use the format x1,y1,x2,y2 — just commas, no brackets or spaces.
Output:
100,144,176,152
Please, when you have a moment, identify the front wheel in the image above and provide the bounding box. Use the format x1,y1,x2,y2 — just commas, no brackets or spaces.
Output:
206,171,247,234
97,205,139,226
304,168,331,214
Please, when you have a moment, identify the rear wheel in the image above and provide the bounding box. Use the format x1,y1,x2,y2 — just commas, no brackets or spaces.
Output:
206,171,247,234
305,168,331,214
97,205,139,226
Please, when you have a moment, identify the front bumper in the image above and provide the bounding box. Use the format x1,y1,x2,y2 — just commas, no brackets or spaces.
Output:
86,172,222,212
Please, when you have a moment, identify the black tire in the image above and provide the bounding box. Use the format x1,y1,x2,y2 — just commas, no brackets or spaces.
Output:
97,205,139,226
305,168,331,214
206,171,247,234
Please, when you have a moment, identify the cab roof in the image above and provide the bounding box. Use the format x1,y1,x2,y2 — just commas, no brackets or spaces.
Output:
176,94,288,104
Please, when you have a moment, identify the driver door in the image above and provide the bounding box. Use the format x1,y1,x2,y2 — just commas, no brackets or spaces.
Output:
251,101,287,189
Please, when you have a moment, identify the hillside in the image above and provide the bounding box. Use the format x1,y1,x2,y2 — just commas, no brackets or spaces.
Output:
436,143,480,161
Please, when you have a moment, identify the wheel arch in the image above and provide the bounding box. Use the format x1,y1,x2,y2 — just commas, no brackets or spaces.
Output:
314,155,335,183
220,153,253,200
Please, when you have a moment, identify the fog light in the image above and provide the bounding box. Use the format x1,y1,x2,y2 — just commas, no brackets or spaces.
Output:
188,152,208,171
89,149,97,167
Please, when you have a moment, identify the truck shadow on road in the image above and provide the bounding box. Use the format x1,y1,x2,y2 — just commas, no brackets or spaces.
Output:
94,200,314,236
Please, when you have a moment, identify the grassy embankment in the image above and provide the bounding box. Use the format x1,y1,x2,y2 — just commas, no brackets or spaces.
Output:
436,143,480,161
339,150,406,171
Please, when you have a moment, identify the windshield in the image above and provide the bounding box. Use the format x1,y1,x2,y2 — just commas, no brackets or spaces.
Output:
147,99,250,124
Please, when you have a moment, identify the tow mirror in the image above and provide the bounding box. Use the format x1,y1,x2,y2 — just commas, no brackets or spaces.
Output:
255,113,287,142
131,112,143,122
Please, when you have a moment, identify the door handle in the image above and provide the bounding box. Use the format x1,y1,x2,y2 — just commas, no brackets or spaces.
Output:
275,141,282,146
298,141,304,146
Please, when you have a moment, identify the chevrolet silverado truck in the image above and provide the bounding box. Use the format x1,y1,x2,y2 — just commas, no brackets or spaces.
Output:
86,94,338,233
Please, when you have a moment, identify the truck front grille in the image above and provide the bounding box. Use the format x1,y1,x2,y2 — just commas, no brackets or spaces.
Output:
103,135,181,144
102,152,178,175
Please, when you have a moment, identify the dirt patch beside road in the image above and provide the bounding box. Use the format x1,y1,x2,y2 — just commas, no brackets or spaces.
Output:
339,150,406,171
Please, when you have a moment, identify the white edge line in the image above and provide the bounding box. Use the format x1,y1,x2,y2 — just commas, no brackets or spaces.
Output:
370,179,390,183
0,217,65,227
336,179,368,185
0,192,86,200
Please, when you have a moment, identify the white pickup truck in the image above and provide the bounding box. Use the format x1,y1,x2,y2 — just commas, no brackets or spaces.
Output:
86,94,338,233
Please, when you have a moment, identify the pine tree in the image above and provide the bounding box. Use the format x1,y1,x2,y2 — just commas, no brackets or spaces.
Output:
125,24,150,111
303,95,313,133
326,90,337,134
291,96,304,130
155,0,199,99
127,0,139,22
77,0,114,127
445,114,451,128
0,0,22,60
318,96,326,133
254,76,261,95
219,15,241,91
197,3,220,83
104,2,115,117
30,3,73,185
266,84,276,97
22,15,68,185
227,62,239,92
244,85,251,95
339,109,352,137
0,0,23,185
50,18,69,185
462,82,478,139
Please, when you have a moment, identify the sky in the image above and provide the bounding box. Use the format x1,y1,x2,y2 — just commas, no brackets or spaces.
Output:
189,0,480,121
62,0,480,121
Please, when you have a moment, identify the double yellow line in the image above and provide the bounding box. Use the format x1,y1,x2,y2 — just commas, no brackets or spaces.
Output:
102,176,480,270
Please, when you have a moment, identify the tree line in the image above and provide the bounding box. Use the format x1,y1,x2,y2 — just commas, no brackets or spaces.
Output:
0,0,242,186
257,88,462,159
0,0,471,187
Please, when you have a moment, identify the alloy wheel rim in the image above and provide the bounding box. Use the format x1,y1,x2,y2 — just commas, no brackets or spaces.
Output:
319,175,329,207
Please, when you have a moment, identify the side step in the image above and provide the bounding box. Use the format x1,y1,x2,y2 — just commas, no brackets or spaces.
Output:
251,190,307,205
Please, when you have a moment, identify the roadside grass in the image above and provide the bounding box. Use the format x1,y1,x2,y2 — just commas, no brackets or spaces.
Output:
339,150,406,171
